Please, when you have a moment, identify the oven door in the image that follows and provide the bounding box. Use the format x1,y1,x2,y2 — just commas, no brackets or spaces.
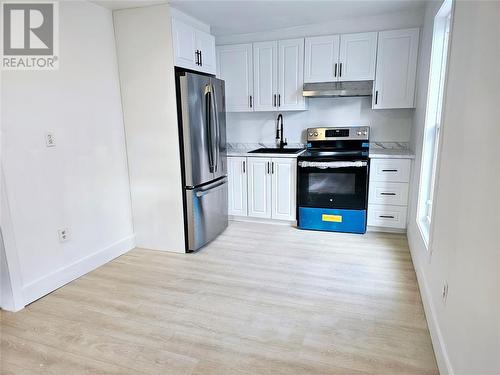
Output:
298,160,369,210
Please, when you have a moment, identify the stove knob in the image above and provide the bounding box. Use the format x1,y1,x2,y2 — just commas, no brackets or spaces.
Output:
363,131,368,136
309,132,313,136
314,132,318,136
357,131,362,136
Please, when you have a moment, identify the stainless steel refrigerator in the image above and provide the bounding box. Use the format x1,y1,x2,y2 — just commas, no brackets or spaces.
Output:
176,70,228,252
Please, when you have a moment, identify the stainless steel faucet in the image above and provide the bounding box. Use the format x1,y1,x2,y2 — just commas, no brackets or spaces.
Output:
276,113,287,149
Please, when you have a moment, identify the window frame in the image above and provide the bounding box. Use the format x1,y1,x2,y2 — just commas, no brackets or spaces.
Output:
417,0,454,250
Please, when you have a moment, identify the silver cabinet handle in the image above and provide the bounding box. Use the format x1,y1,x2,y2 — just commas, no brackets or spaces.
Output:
249,95,253,108
379,215,395,219
382,169,398,172
334,63,337,77
380,192,396,196
267,161,270,174
242,160,246,174
271,162,274,174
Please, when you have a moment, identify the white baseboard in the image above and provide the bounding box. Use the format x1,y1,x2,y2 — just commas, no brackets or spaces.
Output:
22,235,136,307
407,225,453,375
229,215,296,226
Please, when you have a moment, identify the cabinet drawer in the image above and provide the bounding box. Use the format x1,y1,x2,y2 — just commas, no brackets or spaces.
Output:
367,204,407,229
370,159,411,182
368,181,409,206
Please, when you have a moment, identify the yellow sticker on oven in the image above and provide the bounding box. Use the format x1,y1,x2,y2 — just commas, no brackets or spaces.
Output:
322,214,343,223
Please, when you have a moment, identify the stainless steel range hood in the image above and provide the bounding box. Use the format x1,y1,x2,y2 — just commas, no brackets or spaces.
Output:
303,81,373,98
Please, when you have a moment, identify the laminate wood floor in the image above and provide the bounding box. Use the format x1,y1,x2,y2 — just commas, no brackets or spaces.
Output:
1,221,438,374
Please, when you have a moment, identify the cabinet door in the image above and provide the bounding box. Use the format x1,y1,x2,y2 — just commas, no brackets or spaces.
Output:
216,44,253,112
338,32,377,81
373,28,419,109
278,38,306,111
253,41,278,111
271,158,296,221
304,35,340,83
171,18,197,71
247,157,272,219
228,157,248,216
196,30,216,75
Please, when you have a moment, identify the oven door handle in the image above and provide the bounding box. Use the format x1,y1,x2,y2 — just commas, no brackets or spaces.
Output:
298,161,367,169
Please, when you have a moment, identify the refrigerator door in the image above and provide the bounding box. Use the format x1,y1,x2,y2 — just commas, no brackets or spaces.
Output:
211,77,227,180
185,177,229,251
179,72,216,187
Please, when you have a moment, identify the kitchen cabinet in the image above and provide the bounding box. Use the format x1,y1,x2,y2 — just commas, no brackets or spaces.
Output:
218,38,305,112
229,156,297,221
216,44,253,112
171,17,216,75
368,158,412,230
247,157,272,218
278,38,306,111
253,41,278,111
304,35,340,83
338,32,377,81
228,157,248,216
304,32,377,83
247,157,296,221
271,158,297,221
372,28,420,109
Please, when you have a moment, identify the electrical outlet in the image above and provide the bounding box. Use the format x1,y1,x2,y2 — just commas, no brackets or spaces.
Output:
58,228,69,242
45,132,56,147
442,281,449,303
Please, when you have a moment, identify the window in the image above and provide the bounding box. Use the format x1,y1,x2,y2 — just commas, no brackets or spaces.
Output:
417,0,453,247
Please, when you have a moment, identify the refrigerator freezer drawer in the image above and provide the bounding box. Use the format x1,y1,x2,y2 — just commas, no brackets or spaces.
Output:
185,177,228,251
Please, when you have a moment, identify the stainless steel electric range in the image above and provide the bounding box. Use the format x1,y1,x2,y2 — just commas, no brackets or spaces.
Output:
297,126,370,234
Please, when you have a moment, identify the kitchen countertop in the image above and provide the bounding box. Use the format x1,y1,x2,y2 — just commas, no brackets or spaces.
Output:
227,142,415,159
369,142,415,159
227,143,305,158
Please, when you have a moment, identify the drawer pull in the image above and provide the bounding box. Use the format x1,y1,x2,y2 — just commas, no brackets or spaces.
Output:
380,192,396,196
379,215,395,219
382,169,398,172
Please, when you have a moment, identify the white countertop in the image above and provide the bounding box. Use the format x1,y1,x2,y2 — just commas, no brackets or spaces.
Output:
369,142,415,159
227,143,305,158
227,142,415,159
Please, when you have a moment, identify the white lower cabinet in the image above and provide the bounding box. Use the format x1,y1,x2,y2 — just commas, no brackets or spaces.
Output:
228,156,296,221
271,158,297,220
247,157,273,218
227,157,248,216
368,158,411,230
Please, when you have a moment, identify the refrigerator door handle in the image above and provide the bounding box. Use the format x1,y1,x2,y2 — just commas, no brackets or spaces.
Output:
204,85,215,172
210,83,219,173
195,178,227,197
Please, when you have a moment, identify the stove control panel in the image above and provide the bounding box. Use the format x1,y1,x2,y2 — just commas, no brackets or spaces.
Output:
307,126,370,141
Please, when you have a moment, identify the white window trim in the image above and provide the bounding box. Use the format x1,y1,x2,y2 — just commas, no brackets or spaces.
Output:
417,0,454,251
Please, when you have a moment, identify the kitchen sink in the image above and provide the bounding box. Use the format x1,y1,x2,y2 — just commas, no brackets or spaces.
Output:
248,148,304,154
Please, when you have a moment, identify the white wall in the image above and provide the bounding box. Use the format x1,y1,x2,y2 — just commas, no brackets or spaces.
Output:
1,1,134,308
408,1,500,374
220,9,424,145
227,98,413,144
216,8,424,45
113,4,186,253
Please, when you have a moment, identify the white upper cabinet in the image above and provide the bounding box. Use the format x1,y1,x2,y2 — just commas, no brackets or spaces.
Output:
305,32,377,82
338,32,378,81
278,38,306,111
216,44,253,112
171,17,216,75
253,41,278,111
373,28,420,109
171,18,197,71
195,30,216,75
304,35,340,83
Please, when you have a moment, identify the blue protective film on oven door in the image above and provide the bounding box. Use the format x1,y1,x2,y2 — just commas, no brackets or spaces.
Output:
298,207,367,234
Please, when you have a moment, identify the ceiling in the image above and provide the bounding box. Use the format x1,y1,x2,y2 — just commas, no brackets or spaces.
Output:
169,0,427,36
92,1,168,10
